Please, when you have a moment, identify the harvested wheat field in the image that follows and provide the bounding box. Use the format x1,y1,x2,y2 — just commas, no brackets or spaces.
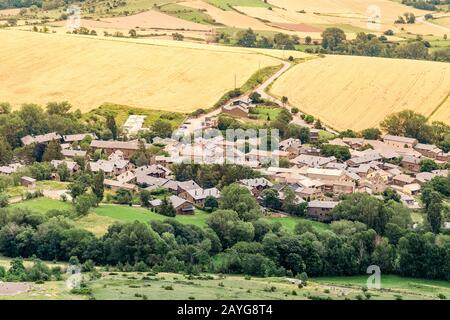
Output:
0,30,280,112
0,8,20,16
180,0,279,31
51,10,211,31
271,55,450,130
266,0,447,35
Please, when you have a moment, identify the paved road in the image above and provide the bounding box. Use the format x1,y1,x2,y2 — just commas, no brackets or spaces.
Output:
180,59,338,135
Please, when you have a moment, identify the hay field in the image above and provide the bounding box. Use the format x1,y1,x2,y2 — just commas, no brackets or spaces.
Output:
0,30,281,112
266,0,447,35
180,0,280,31
50,10,212,31
0,8,20,16
270,55,450,130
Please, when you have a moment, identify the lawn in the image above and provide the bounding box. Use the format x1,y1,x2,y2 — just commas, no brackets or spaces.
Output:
10,197,73,214
160,3,218,25
83,103,186,128
313,275,450,300
269,215,329,233
250,106,282,121
6,180,69,198
93,204,210,228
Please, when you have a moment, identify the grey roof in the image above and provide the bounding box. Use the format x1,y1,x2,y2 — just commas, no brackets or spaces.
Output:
186,187,220,200
384,135,417,144
21,176,36,183
63,133,96,143
177,180,201,191
291,155,336,167
348,153,381,165
90,140,140,150
21,132,61,146
239,178,273,188
149,195,192,210
308,200,339,209
62,149,87,158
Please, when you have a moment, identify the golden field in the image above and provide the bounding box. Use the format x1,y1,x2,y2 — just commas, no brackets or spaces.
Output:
0,30,284,113
270,55,450,130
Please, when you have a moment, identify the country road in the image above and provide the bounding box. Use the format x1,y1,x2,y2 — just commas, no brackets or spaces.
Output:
181,58,338,135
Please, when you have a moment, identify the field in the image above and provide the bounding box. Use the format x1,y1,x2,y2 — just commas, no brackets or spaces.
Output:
51,10,212,31
0,30,283,112
0,8,20,16
0,259,448,300
270,55,450,131
9,197,329,236
265,0,449,36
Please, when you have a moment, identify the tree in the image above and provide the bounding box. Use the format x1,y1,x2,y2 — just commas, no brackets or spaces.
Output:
0,193,9,208
43,139,62,162
106,114,118,140
74,193,97,216
204,195,219,212
381,110,432,143
0,137,13,165
261,188,282,210
320,144,351,161
128,29,137,38
159,197,176,217
92,170,105,205
237,28,257,47
361,127,381,140
206,210,254,248
140,190,152,208
219,183,261,221
420,159,438,172
305,36,312,45
57,162,70,182
321,28,346,51
0,102,11,114
114,188,133,205
46,101,71,115
151,119,172,138
425,191,443,233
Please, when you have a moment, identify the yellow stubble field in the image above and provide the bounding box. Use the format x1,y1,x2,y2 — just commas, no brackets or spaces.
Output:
270,55,450,131
0,30,282,112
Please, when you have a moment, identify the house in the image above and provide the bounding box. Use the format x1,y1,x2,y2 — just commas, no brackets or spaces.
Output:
306,200,339,222
0,163,23,175
21,176,36,188
399,192,420,209
321,180,355,195
296,187,323,200
149,195,195,215
63,133,96,143
239,178,273,196
180,187,220,207
135,165,171,179
222,104,250,118
21,132,62,146
342,138,365,149
290,155,336,168
136,175,168,188
61,149,87,159
123,115,147,136
306,168,347,182
403,183,421,196
88,160,115,175
414,143,442,159
279,138,302,158
103,179,138,192
90,140,140,159
436,152,450,162
392,174,415,187
347,153,382,167
177,180,201,195
50,160,80,176
414,172,435,184
401,156,422,173
383,135,418,149
309,129,320,143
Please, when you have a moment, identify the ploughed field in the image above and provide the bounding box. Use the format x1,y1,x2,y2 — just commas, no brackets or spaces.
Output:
270,55,450,130
0,30,281,112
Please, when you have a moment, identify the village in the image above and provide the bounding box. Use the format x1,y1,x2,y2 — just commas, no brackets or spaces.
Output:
1,105,449,227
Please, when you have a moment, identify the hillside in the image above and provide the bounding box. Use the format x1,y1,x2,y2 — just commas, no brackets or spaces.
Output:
270,54,450,130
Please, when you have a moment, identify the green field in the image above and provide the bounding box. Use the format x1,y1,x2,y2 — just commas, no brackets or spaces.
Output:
159,3,218,25
251,106,282,121
9,197,330,236
94,204,210,228
83,103,186,129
